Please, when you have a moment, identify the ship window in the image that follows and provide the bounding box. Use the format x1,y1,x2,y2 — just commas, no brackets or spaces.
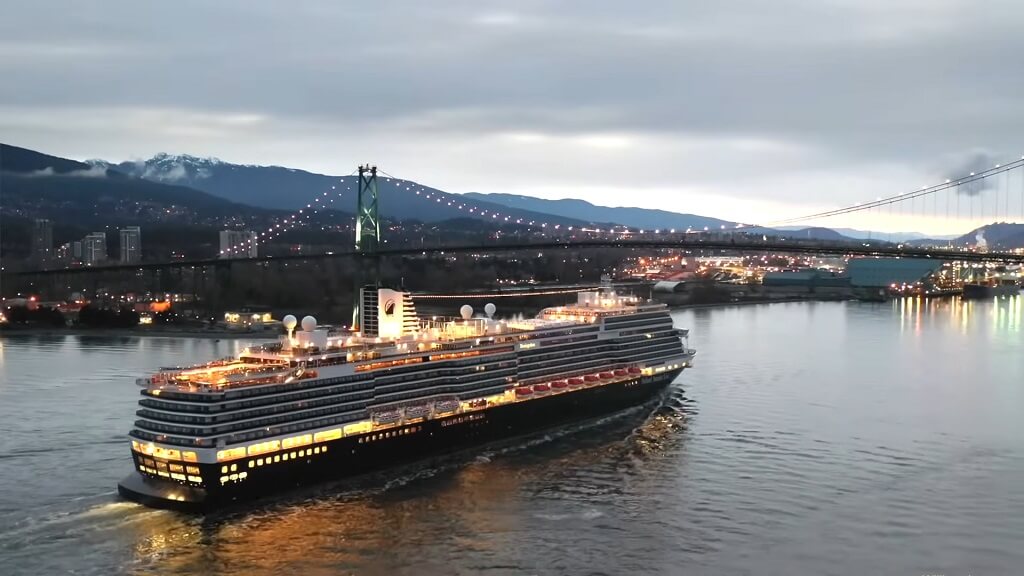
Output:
290,452,296,459
156,462,168,471
321,446,327,453
221,465,228,473
220,476,229,484
282,453,289,461
230,464,237,472
248,461,255,469
229,473,238,481
314,447,321,454
257,458,264,466
299,449,306,456
169,464,184,473
239,472,248,479
273,455,280,463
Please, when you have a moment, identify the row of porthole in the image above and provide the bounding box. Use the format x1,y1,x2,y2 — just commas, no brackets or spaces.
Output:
219,471,249,484
358,426,422,443
246,446,328,470
138,465,203,486
440,413,485,428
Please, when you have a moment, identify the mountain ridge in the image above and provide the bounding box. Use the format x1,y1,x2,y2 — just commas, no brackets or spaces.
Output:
104,154,594,227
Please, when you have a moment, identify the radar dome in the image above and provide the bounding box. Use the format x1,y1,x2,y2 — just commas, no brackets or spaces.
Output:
301,315,317,332
484,303,496,318
459,305,474,320
282,315,298,331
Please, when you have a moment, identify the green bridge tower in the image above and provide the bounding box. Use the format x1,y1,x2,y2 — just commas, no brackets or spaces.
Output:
352,165,380,330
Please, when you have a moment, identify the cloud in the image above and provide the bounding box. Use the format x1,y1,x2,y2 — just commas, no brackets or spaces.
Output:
941,149,999,196
69,165,108,177
0,0,1020,235
28,165,107,177
142,162,188,182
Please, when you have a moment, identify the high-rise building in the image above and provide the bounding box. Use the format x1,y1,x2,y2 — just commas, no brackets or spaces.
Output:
219,230,258,259
31,219,53,266
82,232,107,266
120,226,141,264
55,242,74,264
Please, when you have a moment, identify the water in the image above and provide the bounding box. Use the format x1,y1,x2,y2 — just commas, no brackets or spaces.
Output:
1,298,1022,576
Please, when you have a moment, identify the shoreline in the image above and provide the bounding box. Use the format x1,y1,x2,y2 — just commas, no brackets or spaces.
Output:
1,298,859,338
666,296,854,310
0,326,277,339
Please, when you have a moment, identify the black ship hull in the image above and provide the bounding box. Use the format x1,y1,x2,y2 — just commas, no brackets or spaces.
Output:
962,283,1019,299
117,370,683,512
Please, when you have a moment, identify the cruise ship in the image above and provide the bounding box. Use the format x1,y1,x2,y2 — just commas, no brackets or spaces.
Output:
117,284,696,511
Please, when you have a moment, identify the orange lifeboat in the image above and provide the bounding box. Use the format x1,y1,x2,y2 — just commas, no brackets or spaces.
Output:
614,369,628,377
533,383,550,393
599,372,615,380
551,380,568,389
568,378,585,386
583,374,600,383
515,387,533,397
628,367,642,375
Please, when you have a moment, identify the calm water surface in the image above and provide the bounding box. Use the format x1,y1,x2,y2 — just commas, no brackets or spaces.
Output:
1,298,1022,576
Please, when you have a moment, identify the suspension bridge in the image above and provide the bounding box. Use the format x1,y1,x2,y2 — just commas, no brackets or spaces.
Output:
8,156,1024,292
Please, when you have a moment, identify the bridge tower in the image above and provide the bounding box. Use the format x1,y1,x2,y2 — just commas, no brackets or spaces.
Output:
352,164,381,329
355,165,380,252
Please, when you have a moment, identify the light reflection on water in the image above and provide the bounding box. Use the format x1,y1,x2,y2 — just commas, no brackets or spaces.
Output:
0,297,1021,576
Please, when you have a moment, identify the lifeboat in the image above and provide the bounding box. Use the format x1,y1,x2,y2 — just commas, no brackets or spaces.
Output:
583,374,600,383
435,400,460,413
405,405,429,419
533,383,551,393
373,411,401,425
568,378,584,386
515,387,533,397
614,369,628,377
599,372,615,380
551,380,568,389
627,367,642,374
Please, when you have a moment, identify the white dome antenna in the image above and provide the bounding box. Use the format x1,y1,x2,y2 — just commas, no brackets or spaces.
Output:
301,315,317,332
459,305,474,320
283,314,297,334
484,303,496,318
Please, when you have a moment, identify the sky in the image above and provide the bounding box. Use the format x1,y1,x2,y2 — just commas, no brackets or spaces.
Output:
2,0,1023,234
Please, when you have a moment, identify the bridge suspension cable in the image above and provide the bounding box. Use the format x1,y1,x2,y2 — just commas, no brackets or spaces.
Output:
761,157,1024,228
220,170,358,257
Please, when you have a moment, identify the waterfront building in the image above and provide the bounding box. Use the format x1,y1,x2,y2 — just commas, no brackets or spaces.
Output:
219,230,258,258
120,226,141,264
82,232,107,266
31,218,53,266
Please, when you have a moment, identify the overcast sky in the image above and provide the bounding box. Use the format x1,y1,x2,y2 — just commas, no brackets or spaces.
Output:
2,0,1022,233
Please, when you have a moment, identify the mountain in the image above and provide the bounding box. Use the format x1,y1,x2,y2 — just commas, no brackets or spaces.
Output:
463,192,734,231
1,144,559,263
777,226,957,242
952,223,1024,250
103,154,592,227
1,144,280,227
